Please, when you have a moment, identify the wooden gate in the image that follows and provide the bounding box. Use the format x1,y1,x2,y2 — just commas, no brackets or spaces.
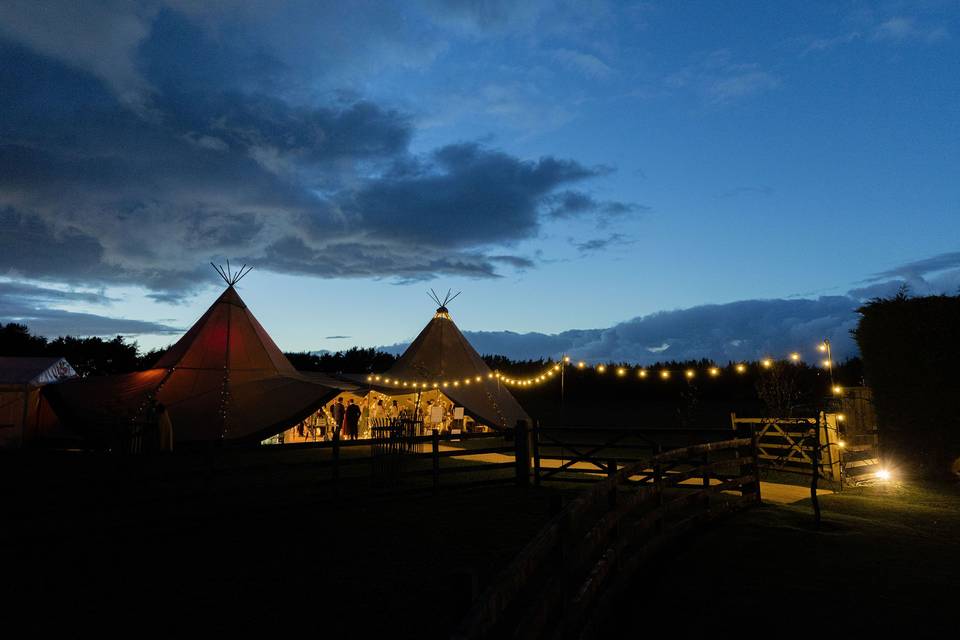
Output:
731,413,841,480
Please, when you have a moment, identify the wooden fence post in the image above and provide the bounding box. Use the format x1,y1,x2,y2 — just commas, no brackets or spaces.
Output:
702,450,711,511
532,420,541,487
332,426,341,495
514,420,530,487
432,428,440,493
750,428,762,504
653,443,664,534
607,459,617,509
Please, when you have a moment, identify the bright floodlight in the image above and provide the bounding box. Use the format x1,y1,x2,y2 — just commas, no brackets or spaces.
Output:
877,469,891,481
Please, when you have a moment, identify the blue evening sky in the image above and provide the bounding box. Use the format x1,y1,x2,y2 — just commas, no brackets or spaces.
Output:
1,2,957,362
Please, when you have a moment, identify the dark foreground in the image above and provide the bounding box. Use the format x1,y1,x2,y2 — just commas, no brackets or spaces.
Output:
603,478,960,634
6,449,959,636
3,449,554,636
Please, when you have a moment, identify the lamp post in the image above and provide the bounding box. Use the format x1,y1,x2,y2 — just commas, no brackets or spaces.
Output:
818,339,834,387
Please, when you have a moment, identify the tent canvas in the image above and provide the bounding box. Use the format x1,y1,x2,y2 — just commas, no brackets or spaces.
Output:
0,357,77,448
363,295,530,430
45,283,340,444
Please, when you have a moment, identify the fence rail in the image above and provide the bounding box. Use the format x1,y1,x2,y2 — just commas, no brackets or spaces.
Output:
453,435,761,640
532,425,736,484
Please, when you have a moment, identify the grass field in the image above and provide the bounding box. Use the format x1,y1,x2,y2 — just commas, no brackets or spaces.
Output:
603,478,960,632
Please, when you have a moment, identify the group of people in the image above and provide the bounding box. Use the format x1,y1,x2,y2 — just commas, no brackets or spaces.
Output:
286,393,469,444
328,396,363,440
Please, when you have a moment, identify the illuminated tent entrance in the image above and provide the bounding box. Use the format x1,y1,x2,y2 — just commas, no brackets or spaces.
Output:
46,268,340,446
270,292,530,444
267,387,488,445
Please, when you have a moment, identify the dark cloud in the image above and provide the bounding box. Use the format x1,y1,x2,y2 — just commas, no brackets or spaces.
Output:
544,190,646,219
0,10,634,302
0,281,181,337
870,251,960,280
851,250,960,299
575,233,633,253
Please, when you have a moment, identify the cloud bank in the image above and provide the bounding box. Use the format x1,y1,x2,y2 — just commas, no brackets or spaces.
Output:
379,250,960,363
0,2,636,303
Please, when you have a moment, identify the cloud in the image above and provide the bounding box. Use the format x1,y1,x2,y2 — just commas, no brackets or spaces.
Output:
389,250,960,363
0,8,635,301
575,233,632,253
802,31,863,55
802,14,949,56
666,50,780,105
849,250,960,299
719,186,774,198
544,190,647,219
379,296,863,363
551,48,615,78
873,17,949,44
0,280,181,337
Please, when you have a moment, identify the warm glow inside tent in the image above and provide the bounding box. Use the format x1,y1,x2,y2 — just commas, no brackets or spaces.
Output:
45,284,340,445
353,298,530,431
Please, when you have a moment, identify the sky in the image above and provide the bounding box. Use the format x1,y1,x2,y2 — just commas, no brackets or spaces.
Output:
1,1,958,364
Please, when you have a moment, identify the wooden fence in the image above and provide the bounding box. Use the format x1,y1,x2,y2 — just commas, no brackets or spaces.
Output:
532,425,737,485
453,435,761,640
260,424,523,494
730,413,843,480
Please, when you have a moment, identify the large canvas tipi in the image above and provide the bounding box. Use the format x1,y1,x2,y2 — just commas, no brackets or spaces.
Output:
46,267,338,444
377,292,530,430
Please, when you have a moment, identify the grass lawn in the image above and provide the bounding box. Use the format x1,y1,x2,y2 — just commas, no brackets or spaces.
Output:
604,478,960,632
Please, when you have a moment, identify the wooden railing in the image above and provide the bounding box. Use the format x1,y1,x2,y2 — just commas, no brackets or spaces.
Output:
532,425,737,484
452,435,761,640
261,428,521,493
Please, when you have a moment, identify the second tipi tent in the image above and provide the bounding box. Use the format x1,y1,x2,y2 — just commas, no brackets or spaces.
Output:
367,293,530,430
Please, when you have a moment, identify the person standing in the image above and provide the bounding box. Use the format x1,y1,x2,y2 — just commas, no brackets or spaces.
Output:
330,397,345,438
345,399,362,440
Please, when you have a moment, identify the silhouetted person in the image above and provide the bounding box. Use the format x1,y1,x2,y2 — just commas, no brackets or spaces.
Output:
330,397,345,436
345,399,361,440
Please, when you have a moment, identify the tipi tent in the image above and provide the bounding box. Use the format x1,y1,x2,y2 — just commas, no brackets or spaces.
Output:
46,267,339,444
366,292,530,430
